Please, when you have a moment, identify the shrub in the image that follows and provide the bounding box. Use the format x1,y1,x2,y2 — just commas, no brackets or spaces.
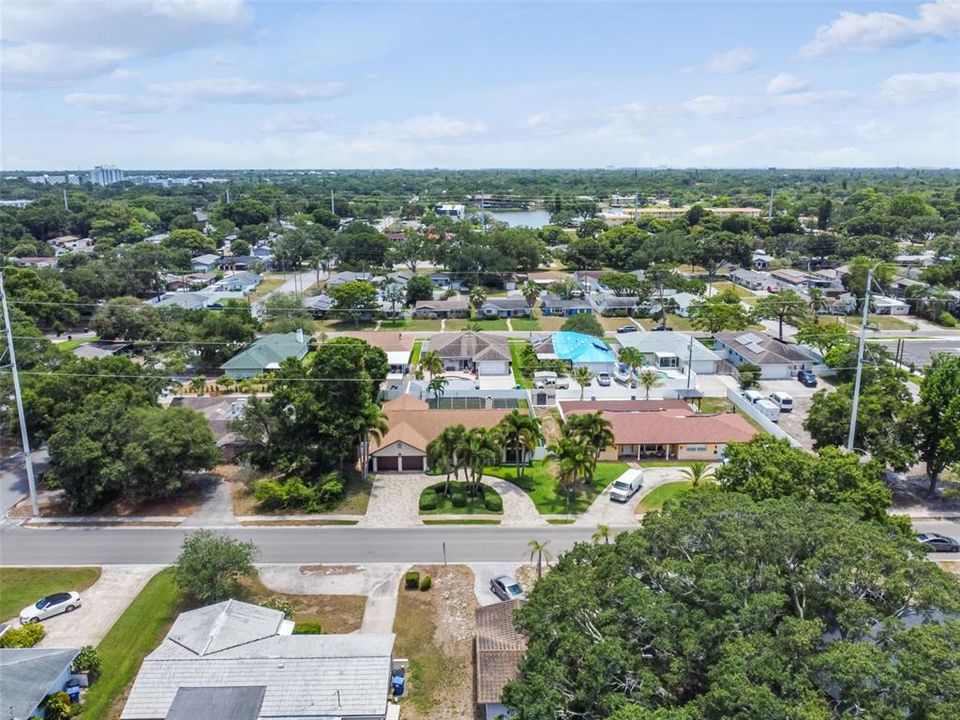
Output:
252,478,288,510
484,492,503,513
0,622,45,648
419,489,439,511
283,476,317,507
254,477,319,511
405,571,420,590
316,472,346,504
292,621,323,634
451,488,467,508
261,597,294,618
419,575,432,591
938,311,957,327
43,692,72,720
174,529,258,603
73,645,101,673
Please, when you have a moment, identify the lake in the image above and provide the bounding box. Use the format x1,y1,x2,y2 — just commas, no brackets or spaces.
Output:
485,209,552,228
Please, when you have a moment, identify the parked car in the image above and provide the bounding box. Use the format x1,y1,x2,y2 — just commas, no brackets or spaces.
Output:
769,391,794,412
609,468,644,502
616,325,638,334
917,532,960,553
742,390,764,404
596,372,612,386
652,326,673,331
797,369,818,387
490,575,525,601
20,591,82,624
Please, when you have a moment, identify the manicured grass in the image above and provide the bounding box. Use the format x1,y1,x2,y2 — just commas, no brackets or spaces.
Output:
485,461,630,514
0,567,101,620
318,318,378,330
547,518,576,525
386,318,443,331
410,339,423,366
843,314,915,331
710,281,755,299
470,318,509,331
55,336,100,353
422,519,501,525
246,276,285,300
419,481,502,515
444,318,470,331
636,481,694,513
537,314,566,331
508,341,533,388
511,317,542,331
79,568,183,719
695,397,731,415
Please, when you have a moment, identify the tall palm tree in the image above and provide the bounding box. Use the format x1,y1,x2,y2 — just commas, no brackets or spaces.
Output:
547,436,592,510
618,347,643,372
357,403,388,481
418,349,444,378
592,524,611,545
563,411,614,478
636,368,662,400
458,427,501,497
571,366,594,401
521,280,541,308
427,424,465,495
527,539,553,580
496,410,542,479
469,285,487,312
427,375,449,405
807,288,826,323
680,460,714,487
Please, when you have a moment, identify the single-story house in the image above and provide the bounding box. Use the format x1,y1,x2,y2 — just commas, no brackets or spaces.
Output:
1,648,81,720
170,396,249,462
480,297,532,319
534,331,616,373
386,350,411,378
221,330,311,379
657,291,700,318
210,272,261,294
121,600,397,720
713,331,816,380
429,272,453,287
616,332,720,374
414,298,470,319
428,331,511,375
752,251,770,270
575,270,606,293
770,268,811,289
10,256,58,268
730,268,769,291
871,295,910,315
476,600,526,720
72,340,133,360
150,292,215,310
327,271,372,287
218,255,263,271
560,400,756,461
164,272,215,291
304,293,335,318
369,395,520,472
526,270,575,287
894,277,928,298
540,292,592,317
594,294,639,317
191,253,220,272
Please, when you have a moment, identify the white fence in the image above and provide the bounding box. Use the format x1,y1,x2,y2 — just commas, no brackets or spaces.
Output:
726,388,803,448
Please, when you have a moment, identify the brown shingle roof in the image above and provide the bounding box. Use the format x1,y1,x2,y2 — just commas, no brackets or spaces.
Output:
372,397,512,455
429,331,511,362
560,399,691,414
592,409,757,445
475,600,526,704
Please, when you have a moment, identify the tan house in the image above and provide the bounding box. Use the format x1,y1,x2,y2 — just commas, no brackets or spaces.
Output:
414,298,470,319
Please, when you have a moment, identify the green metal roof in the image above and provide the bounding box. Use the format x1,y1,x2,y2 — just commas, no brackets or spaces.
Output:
220,332,310,373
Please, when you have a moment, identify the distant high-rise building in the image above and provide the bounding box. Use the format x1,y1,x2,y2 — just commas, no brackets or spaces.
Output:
91,165,124,186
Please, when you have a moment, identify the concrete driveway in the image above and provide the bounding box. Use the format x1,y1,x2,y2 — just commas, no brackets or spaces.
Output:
574,465,694,528
758,378,821,398
35,565,161,649
470,562,525,606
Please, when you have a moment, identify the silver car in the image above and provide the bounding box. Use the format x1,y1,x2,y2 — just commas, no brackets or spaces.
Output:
20,591,82,624
490,575,525,602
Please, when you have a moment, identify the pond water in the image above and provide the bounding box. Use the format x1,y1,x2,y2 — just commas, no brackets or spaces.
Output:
484,209,552,228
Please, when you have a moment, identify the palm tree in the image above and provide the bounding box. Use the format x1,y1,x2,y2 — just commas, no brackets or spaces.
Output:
469,285,487,313
427,424,465,496
427,375,449,405
357,403,388,481
418,349,444,378
680,460,714,487
636,368,662,400
521,280,541,308
571,366,594,401
527,539,553,580
807,288,826,323
547,436,593,511
618,347,643,372
563,411,614,478
496,410,542,479
592,524,611,545
458,427,501,497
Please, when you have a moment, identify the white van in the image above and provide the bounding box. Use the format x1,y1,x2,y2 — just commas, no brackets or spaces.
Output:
609,468,644,502
769,392,794,412
533,371,557,389
755,398,780,422
742,390,764,404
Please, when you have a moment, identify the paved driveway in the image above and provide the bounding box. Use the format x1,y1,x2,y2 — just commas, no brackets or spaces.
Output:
574,465,694,528
470,562,525,606
35,565,161,649
758,379,821,398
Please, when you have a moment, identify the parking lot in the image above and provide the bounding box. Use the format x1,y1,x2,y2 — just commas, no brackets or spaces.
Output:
757,379,828,451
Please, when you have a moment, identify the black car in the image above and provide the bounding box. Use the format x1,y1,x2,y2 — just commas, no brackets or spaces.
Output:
616,325,638,334
797,369,817,387
652,326,673,332
917,532,960,553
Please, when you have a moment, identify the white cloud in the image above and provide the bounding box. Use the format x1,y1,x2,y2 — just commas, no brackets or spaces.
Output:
877,71,960,104
812,146,876,165
108,68,141,80
683,90,854,117
148,78,347,104
799,0,960,59
394,114,488,140
702,47,758,74
766,73,809,95
261,110,334,133
0,0,253,85
855,120,895,141
64,92,185,114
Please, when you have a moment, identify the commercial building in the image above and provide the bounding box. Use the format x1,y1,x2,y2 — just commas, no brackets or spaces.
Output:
91,165,125,186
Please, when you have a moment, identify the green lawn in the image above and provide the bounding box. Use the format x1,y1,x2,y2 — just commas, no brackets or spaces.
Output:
55,336,100,354
470,318,509,331
410,339,423,366
485,461,630,514
508,341,533,388
695,397,731,414
419,481,503,515
444,318,471,331
710,281,755,299
78,568,184,719
422,519,501,525
547,518,576,525
384,318,443,332
636,481,694,513
843,314,915,332
511,317,542,331
0,567,101,620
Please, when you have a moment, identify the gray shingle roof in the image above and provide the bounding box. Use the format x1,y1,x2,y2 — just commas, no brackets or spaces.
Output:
165,686,265,720
616,332,720,362
167,600,284,656
1,648,80,720
429,331,511,362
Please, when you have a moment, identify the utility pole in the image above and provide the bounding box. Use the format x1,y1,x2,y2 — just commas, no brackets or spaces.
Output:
847,265,875,452
0,272,40,517
686,334,694,389
330,189,335,215
767,187,774,220
62,188,69,211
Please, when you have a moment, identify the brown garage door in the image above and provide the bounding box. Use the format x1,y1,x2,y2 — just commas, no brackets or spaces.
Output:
375,456,399,472
401,456,425,472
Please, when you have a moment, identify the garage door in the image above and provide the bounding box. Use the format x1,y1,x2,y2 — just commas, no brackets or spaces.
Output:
401,456,425,472
375,456,399,472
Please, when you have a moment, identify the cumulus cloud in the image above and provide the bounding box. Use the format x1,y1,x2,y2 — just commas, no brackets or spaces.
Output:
64,92,185,114
876,71,960,104
148,78,347,104
0,0,253,84
702,47,759,74
261,110,335,133
766,73,809,95
108,68,141,80
799,0,960,59
683,90,854,117
855,120,895,141
392,114,488,140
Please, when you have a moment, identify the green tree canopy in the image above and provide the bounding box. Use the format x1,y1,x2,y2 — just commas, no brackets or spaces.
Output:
561,312,604,337
174,530,258,603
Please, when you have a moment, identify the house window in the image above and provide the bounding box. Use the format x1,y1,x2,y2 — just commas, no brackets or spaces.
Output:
685,444,707,452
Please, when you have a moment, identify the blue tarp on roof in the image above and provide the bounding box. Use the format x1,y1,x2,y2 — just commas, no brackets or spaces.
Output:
550,332,616,363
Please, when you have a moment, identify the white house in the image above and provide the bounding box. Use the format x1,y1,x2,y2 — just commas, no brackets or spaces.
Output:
871,295,910,316
714,331,817,380
617,332,720,374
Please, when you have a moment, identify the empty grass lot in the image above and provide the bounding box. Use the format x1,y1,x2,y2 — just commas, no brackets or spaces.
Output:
508,341,533,388
0,567,101,620
470,317,509,331
485,461,629,514
511,317,542,331
238,573,366,633
843,314,915,332
636,481,694,514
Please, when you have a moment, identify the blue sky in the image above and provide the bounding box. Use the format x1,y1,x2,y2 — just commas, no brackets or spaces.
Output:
1,0,958,170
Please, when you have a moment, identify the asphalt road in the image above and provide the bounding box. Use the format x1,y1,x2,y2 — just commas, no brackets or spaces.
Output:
1,520,957,566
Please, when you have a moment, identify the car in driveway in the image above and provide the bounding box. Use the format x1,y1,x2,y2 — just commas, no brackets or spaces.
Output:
20,591,82,623
490,575,525,602
596,372,612,386
797,369,817,387
609,468,643,502
616,325,638,334
917,532,960,553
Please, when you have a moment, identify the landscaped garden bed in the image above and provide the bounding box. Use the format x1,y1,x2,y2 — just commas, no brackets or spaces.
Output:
418,481,503,514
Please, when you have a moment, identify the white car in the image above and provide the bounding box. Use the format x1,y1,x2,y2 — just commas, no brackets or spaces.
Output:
20,591,81,624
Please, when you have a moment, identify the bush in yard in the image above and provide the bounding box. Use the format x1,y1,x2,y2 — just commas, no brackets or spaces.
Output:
254,476,319,511
938,311,957,327
405,571,420,590
73,645,101,674
0,623,45,648
419,488,439,511
260,597,294,618
43,692,72,720
484,492,503,513
312,471,346,507
292,621,323,634
174,530,259,603
451,488,467,508
419,575,432,591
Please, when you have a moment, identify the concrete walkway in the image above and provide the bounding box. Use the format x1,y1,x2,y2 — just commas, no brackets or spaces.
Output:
480,475,548,526
36,565,162,649
573,465,697,528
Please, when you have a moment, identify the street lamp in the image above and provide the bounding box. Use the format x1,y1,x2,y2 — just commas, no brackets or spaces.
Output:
846,262,881,452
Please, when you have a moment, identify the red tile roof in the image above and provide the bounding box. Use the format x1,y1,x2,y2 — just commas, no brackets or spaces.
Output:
560,399,691,415
597,410,757,445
